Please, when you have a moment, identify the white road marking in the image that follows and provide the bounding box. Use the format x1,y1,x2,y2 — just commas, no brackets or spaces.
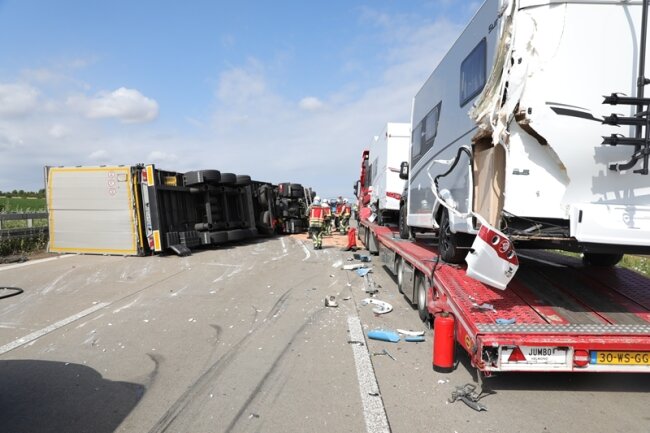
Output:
300,241,311,261
0,302,109,356
280,238,288,254
347,315,391,433
0,254,74,272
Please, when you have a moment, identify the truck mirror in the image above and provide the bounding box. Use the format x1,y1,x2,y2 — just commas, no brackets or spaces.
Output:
399,161,409,180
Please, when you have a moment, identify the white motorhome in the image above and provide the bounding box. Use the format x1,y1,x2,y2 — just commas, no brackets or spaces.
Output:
399,0,650,266
368,122,411,224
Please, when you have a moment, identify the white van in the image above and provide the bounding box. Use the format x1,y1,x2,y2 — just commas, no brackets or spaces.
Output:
399,0,650,266
368,122,410,224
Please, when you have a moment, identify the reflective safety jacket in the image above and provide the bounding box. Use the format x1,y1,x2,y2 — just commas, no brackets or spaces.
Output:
322,204,332,219
309,205,325,228
341,204,351,217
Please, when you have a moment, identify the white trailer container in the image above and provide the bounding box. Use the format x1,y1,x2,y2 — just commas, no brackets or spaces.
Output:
399,0,650,266
368,122,410,225
47,166,142,255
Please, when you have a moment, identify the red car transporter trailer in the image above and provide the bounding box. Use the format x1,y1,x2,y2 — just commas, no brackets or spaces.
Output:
358,220,650,374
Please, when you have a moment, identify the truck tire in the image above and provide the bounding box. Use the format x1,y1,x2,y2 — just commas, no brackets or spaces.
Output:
219,173,237,185
184,169,221,186
289,183,303,198
582,252,623,267
235,175,252,186
438,209,468,264
227,229,246,242
416,275,430,322
396,256,404,294
399,201,410,239
210,231,228,244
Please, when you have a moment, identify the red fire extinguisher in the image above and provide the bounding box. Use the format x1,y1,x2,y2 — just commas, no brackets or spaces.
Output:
433,312,455,373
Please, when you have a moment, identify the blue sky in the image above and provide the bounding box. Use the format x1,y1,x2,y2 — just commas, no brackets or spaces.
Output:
0,0,479,197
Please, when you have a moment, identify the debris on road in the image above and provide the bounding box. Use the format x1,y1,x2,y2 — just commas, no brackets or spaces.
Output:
353,253,371,262
343,263,366,270
367,329,400,343
405,335,425,342
361,298,393,314
356,268,371,277
372,348,397,361
324,295,339,307
396,329,425,337
448,383,489,412
347,340,365,346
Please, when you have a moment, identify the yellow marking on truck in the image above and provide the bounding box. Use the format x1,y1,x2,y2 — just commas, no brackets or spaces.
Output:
153,230,161,251
133,171,145,251
146,165,155,186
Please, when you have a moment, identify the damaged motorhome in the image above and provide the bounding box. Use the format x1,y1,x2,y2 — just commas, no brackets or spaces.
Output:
400,0,650,270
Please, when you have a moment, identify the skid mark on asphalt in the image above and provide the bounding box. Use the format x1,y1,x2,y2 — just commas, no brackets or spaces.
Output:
223,308,326,433
146,287,296,433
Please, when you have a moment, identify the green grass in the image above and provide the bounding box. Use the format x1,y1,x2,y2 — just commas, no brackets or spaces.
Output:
0,196,48,256
0,196,46,212
549,249,650,277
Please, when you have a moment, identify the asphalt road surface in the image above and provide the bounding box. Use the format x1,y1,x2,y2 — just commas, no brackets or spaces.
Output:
1,231,650,433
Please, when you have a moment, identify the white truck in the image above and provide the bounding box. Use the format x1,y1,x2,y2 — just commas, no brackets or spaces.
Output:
399,0,650,268
367,122,410,225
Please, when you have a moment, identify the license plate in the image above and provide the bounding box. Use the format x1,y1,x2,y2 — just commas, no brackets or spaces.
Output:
520,346,567,364
591,351,650,365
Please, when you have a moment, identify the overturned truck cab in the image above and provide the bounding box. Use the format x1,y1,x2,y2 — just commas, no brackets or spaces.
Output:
401,0,650,273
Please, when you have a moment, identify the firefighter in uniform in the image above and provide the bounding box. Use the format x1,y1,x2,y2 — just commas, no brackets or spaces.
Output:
334,197,344,232
322,199,332,235
308,196,325,249
339,198,352,234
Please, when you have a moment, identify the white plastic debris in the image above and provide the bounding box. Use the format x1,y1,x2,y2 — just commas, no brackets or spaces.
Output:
361,298,393,314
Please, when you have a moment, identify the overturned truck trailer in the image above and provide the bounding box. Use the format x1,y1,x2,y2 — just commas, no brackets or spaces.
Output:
46,165,286,256
401,0,650,273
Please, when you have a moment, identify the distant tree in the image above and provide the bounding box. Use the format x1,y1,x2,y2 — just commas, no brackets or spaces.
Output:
37,189,45,198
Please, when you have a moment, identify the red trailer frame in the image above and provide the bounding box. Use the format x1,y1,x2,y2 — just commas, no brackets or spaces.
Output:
359,220,650,373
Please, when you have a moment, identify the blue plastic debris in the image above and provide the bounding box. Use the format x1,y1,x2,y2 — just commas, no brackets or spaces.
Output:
367,330,400,343
356,268,371,277
405,335,426,343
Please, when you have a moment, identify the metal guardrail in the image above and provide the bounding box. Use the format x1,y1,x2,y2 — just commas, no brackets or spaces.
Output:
0,212,48,240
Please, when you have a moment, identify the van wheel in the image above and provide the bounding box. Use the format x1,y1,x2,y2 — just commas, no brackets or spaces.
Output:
399,201,409,239
438,209,468,264
583,252,623,267
416,275,430,322
396,257,404,294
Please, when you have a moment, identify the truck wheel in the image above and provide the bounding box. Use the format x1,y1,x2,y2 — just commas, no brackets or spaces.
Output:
227,229,246,242
396,257,404,294
219,173,236,185
416,275,430,322
210,231,228,244
399,202,409,239
290,183,303,198
235,175,252,186
184,169,221,186
582,252,623,267
438,209,468,264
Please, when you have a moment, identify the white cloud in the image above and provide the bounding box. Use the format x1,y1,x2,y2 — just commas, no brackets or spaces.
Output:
0,83,39,116
49,124,68,139
216,59,267,105
147,150,178,163
88,149,109,160
299,97,325,111
68,87,159,123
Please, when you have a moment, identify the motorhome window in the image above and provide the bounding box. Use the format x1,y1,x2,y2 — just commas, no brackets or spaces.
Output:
460,38,486,107
411,122,423,165
423,102,441,151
